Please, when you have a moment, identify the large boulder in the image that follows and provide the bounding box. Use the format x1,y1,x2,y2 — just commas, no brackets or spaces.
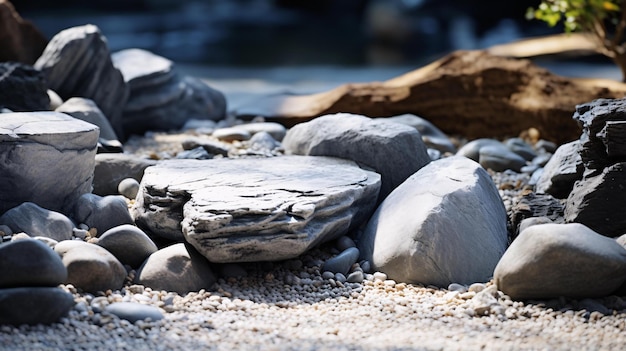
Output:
494,223,626,300
0,112,99,215
282,113,430,200
0,202,73,242
132,156,380,262
0,287,75,325
0,0,47,64
357,156,508,287
0,239,67,288
34,24,129,139
0,62,50,111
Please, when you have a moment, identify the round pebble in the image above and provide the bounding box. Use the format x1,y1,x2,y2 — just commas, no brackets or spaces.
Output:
118,178,140,200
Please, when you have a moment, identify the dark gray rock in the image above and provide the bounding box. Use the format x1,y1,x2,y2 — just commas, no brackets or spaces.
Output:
505,138,537,161
55,240,126,293
494,223,626,300
358,156,508,287
0,112,99,215
237,122,287,141
0,287,75,325
282,113,430,200
0,62,49,111
34,24,129,139
133,156,380,262
0,239,67,288
535,140,584,199
509,193,564,238
55,97,119,143
478,144,527,172
104,302,164,323
135,243,216,295
74,193,134,236
181,137,231,157
456,138,503,162
379,114,456,154
93,153,157,196
322,247,360,276
565,162,626,237
97,224,158,268
0,202,73,242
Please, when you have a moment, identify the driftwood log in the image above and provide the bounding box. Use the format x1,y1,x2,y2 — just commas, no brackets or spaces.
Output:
236,50,626,145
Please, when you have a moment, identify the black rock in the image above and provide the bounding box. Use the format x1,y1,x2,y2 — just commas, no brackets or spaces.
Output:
0,239,67,288
0,287,75,325
0,62,49,111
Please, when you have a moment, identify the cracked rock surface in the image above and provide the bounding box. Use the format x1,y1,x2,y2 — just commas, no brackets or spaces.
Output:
132,156,381,262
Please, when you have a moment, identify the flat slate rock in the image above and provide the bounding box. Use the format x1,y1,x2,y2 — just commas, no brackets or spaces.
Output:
132,156,381,262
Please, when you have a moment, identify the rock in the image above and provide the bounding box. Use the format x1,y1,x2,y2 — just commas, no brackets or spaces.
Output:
504,138,537,161
0,202,74,242
74,193,134,236
0,112,99,215
212,127,251,142
247,131,281,153
55,97,120,144
565,162,626,237
104,302,164,323
535,140,584,199
55,240,126,293
234,50,625,145
236,122,287,141
494,223,626,300
182,137,231,157
0,0,47,64
518,216,553,235
135,243,216,295
456,138,504,162
112,49,226,136
478,144,527,172
469,285,499,316
96,224,158,268
0,62,50,111
535,139,558,154
509,193,564,238
378,114,456,153
358,156,508,287
47,89,63,110
182,119,216,133
0,287,75,325
117,178,140,200
93,153,157,196
35,24,129,139
282,113,430,200
133,156,380,261
322,247,360,276
0,239,67,288
335,236,356,251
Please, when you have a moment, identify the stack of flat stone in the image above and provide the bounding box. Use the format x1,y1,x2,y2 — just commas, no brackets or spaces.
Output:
34,24,129,139
112,48,226,137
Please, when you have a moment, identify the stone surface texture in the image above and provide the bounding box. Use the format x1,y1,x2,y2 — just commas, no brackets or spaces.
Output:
0,62,50,111
535,140,583,199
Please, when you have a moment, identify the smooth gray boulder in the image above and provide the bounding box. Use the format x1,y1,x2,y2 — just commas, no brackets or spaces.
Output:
93,153,157,196
132,156,380,262
105,302,164,323
535,140,584,199
456,138,503,162
55,240,126,293
97,224,158,268
35,25,129,138
0,202,74,242
358,156,508,287
0,239,67,288
494,223,626,300
135,243,216,295
478,144,527,172
378,114,456,154
0,112,99,215
282,113,430,200
0,287,75,325
74,193,134,236
55,97,119,143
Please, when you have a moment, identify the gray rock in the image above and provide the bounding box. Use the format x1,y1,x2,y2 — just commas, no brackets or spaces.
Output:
181,137,231,157
175,147,213,160
110,48,174,90
504,138,537,161
535,140,584,199
335,236,356,251
358,156,508,287
509,193,564,238
535,139,558,154
494,223,626,300
182,119,217,133
55,240,126,293
74,193,134,236
0,287,75,325
212,127,251,141
565,162,626,237
247,131,280,153
96,224,158,268
55,97,119,143
0,239,67,288
133,156,380,262
322,247,360,276
35,25,129,139
456,138,503,162
518,216,553,234
379,114,456,153
0,112,99,214
104,302,164,323
0,202,73,242
135,243,216,295
478,144,527,172
93,153,157,196
217,263,248,278
236,122,287,141
117,178,140,200
0,62,49,111
346,270,364,283
47,89,63,110
282,113,430,200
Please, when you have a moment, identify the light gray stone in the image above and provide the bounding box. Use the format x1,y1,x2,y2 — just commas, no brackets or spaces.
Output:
379,114,456,154
478,144,527,172
74,193,134,236
93,153,157,196
56,97,119,142
282,113,430,200
0,202,73,242
456,138,503,162
0,112,99,214
105,302,164,323
132,156,380,262
358,156,508,287
96,224,158,268
0,239,67,288
118,178,140,200
494,223,626,300
236,122,287,141
0,287,75,325
212,127,251,141
504,138,537,161
111,48,174,90
535,140,584,199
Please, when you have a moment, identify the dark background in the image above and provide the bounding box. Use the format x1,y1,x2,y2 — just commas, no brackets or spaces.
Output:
11,0,557,66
